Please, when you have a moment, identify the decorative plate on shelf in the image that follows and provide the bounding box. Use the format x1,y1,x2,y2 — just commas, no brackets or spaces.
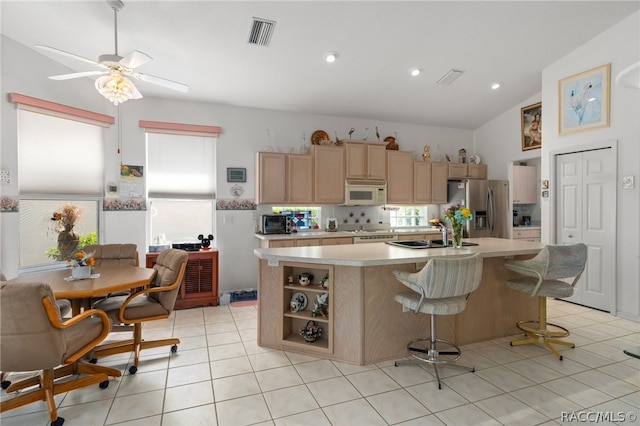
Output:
469,154,482,165
311,130,330,145
290,292,308,313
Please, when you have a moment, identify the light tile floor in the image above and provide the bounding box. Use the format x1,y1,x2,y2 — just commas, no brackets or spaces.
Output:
1,299,638,425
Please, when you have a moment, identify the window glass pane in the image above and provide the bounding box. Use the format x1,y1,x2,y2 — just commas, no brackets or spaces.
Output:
18,110,104,195
271,207,322,230
150,200,214,244
390,206,427,227
19,200,98,269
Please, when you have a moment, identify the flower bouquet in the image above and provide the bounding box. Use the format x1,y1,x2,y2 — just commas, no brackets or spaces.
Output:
443,205,473,248
69,250,95,279
300,320,322,343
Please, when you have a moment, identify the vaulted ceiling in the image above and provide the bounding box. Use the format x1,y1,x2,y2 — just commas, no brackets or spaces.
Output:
2,1,638,129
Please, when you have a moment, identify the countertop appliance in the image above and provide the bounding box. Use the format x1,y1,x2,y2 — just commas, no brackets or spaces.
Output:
344,180,387,206
259,214,292,235
447,179,509,238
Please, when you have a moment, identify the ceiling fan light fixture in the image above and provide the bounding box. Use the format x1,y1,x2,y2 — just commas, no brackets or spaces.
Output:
95,72,136,105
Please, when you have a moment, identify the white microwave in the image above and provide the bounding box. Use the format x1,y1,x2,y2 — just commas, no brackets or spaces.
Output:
344,180,387,206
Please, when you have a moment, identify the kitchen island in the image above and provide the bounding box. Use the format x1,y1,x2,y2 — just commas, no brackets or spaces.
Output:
254,237,544,365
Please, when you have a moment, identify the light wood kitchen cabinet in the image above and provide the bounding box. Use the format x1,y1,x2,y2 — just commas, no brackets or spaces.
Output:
387,150,414,204
296,238,321,247
256,152,286,204
413,161,432,204
468,164,488,179
260,239,296,248
313,145,345,204
431,162,449,204
288,154,313,204
321,237,352,245
345,142,386,180
413,161,448,204
448,163,487,179
513,165,537,204
448,163,468,179
255,152,312,204
512,228,541,242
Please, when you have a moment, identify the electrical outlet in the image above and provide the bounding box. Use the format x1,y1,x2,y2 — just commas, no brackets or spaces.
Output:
0,170,11,184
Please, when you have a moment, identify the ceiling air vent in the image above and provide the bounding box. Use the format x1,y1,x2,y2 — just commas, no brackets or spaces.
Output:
436,69,465,86
248,18,276,47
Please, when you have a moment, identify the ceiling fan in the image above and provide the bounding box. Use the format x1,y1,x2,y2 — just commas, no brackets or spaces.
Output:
36,0,189,105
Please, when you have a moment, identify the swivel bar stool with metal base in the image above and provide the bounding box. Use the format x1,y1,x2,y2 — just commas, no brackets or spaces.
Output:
392,254,483,389
504,243,587,360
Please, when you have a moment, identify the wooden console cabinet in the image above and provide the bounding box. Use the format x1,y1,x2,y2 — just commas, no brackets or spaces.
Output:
146,250,219,309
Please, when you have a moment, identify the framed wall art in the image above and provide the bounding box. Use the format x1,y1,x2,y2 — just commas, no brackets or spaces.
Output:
558,64,610,135
521,102,542,151
227,167,246,183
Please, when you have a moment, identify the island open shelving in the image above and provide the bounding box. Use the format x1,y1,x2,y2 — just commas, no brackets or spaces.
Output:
280,262,333,354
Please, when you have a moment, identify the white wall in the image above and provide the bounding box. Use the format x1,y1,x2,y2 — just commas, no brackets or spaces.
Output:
1,35,474,291
475,13,640,322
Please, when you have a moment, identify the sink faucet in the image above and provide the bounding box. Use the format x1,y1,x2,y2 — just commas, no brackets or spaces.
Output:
439,223,449,246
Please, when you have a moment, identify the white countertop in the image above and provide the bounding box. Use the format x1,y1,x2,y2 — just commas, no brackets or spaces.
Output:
254,237,544,266
255,228,442,241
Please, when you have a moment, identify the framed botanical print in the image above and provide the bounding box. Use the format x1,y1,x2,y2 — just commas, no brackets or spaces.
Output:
521,102,542,151
558,64,610,135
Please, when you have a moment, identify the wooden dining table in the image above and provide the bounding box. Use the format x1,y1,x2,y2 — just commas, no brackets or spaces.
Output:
8,265,156,316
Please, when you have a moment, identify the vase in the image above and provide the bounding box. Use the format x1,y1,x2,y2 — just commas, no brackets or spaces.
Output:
72,266,91,280
57,226,79,261
452,223,464,249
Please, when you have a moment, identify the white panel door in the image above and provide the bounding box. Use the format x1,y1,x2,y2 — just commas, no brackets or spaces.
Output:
556,148,615,311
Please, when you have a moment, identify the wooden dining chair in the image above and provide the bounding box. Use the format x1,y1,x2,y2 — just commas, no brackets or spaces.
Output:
91,248,188,374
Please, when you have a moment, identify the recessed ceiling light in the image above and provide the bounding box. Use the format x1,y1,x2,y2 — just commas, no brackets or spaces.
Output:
324,52,338,63
491,82,501,90
409,67,422,77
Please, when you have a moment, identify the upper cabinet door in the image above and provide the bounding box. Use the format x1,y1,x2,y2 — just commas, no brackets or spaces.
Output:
366,144,387,180
345,142,387,180
413,161,432,204
387,150,414,204
345,143,366,179
513,165,537,204
256,152,287,204
313,145,345,204
288,154,313,204
431,162,448,204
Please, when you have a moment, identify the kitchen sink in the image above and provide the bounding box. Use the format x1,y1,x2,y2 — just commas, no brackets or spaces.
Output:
386,240,479,249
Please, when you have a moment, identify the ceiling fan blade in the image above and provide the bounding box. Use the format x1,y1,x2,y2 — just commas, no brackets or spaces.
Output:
35,45,102,68
119,50,153,69
132,72,189,93
130,81,144,100
49,70,108,80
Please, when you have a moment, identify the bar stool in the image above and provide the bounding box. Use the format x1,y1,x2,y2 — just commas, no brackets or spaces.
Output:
504,244,587,360
392,254,483,389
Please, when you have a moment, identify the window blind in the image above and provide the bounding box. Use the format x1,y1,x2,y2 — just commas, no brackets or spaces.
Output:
146,133,216,198
18,110,105,195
